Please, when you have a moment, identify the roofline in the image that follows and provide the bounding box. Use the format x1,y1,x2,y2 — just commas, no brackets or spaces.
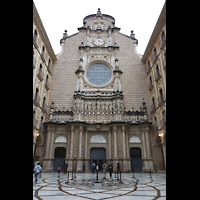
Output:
141,1,166,63
83,13,115,23
33,2,57,63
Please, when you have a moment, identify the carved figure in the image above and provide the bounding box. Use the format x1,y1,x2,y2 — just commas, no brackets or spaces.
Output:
114,73,121,92
76,72,83,92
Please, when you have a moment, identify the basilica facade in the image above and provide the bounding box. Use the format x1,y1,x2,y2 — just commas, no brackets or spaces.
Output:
40,9,159,172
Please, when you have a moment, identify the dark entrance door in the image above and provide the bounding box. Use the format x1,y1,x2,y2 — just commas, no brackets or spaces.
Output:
90,148,106,171
53,147,66,171
130,147,142,171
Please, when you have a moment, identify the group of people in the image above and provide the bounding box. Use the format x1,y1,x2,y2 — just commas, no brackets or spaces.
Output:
91,161,120,179
33,161,120,184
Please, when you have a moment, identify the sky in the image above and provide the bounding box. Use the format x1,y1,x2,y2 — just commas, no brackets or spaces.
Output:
34,0,165,56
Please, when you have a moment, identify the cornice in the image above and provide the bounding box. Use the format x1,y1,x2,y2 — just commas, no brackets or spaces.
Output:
33,2,56,63
142,2,166,63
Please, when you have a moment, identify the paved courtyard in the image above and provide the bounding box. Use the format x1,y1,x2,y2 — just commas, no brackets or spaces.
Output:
33,171,166,200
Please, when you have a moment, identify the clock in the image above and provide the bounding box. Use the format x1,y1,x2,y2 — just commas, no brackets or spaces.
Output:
94,38,105,46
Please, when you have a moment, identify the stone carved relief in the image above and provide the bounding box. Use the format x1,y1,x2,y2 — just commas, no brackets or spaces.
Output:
90,134,106,143
73,131,79,157
55,136,67,143
129,136,141,143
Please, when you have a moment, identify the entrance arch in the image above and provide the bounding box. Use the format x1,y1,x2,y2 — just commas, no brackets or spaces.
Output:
130,147,142,171
90,148,106,171
53,147,66,171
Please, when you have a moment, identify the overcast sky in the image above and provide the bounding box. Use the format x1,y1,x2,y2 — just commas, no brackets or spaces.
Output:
34,0,165,56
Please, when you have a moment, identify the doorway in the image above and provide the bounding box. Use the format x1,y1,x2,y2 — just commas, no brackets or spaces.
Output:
53,147,66,171
90,148,106,171
130,147,142,171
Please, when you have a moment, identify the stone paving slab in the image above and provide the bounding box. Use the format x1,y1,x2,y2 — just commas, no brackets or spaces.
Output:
33,172,166,199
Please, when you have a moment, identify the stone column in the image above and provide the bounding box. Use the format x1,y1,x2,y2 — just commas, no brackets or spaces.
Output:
122,125,128,169
162,142,166,169
142,131,147,158
113,125,117,158
84,129,89,171
77,125,83,171
49,130,55,158
68,125,74,169
143,127,153,169
108,129,112,159
122,125,126,158
145,127,151,158
113,125,117,169
43,126,52,169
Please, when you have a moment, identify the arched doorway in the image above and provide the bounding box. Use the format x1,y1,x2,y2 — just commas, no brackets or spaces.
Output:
90,148,106,171
130,147,142,171
53,147,66,171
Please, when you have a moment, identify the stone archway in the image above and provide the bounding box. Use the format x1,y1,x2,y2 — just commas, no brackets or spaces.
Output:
90,148,106,171
53,147,66,171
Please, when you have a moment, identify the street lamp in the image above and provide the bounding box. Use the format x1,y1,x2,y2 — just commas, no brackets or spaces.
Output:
159,132,163,137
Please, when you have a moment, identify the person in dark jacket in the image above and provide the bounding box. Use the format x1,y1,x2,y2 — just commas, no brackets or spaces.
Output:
64,162,68,174
108,164,113,178
117,162,120,171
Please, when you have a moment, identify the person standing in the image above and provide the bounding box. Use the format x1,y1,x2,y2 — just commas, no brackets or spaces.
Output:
117,162,120,171
34,163,42,184
58,166,61,178
102,163,107,179
108,164,113,178
64,162,68,174
91,162,96,173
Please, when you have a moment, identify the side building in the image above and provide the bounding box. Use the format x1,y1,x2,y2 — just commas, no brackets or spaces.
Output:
142,1,166,169
33,2,56,164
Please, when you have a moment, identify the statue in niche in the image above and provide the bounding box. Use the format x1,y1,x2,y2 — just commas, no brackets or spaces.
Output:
108,35,112,46
84,101,87,112
109,101,113,112
101,102,105,113
80,99,84,111
75,98,79,111
76,72,84,92
114,73,121,92
92,101,96,113
97,100,100,113
88,100,92,112
105,102,109,112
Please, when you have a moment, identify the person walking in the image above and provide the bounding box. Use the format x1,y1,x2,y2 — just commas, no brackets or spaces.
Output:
34,163,42,184
91,162,96,173
102,163,107,179
58,166,61,178
108,164,113,178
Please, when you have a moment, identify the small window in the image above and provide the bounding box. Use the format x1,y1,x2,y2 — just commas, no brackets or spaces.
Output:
156,65,160,76
152,97,155,109
41,46,45,56
161,31,166,42
154,48,157,58
150,76,152,86
155,117,158,129
159,89,164,102
34,29,38,41
148,60,150,69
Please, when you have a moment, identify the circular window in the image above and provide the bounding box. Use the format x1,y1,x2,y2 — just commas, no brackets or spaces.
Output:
86,63,111,86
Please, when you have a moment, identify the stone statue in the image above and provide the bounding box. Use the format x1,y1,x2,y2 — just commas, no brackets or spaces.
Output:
114,73,121,92
97,100,100,112
76,72,83,92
